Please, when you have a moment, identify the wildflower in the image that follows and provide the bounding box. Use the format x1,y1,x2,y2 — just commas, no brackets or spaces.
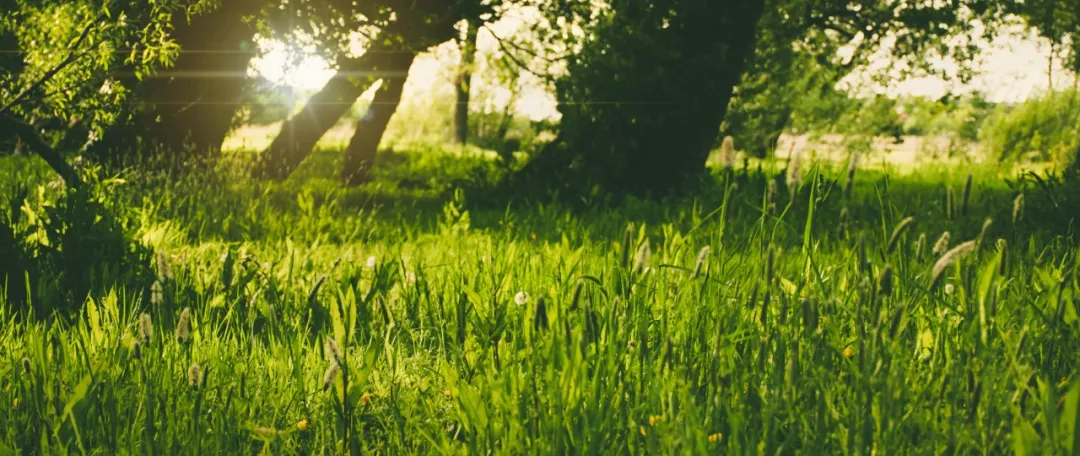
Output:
175,308,191,344
366,255,377,269
693,246,711,278
514,291,530,306
139,313,153,344
708,432,723,444
930,240,977,290
843,346,854,358
324,338,343,365
360,392,372,405
1013,193,1024,223
21,357,30,374
322,363,340,391
443,389,453,398
187,363,202,389
12,398,19,408
932,232,951,256
886,217,915,254
296,419,309,431
639,426,647,437
649,415,663,426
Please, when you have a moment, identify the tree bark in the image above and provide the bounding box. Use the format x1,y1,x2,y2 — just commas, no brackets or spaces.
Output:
454,21,479,145
253,48,389,179
342,52,417,186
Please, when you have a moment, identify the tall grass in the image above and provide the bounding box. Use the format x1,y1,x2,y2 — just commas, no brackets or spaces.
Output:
1,149,1080,454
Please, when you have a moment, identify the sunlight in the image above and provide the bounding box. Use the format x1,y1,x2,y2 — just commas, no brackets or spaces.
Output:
250,40,335,90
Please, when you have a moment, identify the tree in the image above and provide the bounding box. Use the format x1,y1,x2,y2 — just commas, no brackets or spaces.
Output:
254,0,498,181
516,0,1006,196
455,20,480,145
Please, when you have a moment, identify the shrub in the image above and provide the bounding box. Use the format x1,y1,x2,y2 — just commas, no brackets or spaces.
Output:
980,89,1080,165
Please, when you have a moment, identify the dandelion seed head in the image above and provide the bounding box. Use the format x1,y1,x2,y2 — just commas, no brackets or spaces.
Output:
945,284,955,295
514,291,530,306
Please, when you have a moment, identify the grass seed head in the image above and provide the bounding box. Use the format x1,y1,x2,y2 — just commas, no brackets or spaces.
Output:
324,338,343,365
933,232,951,256
977,218,993,246
720,136,735,169
693,246,711,278
844,153,859,200
569,280,584,311
534,297,549,330
879,265,893,296
930,240,977,290
634,240,651,275
187,363,202,389
322,362,340,391
175,308,191,344
132,341,142,360
914,233,926,259
886,216,915,254
139,313,153,344
156,251,173,281
620,224,634,268
1013,193,1024,223
150,281,163,307
997,239,1009,276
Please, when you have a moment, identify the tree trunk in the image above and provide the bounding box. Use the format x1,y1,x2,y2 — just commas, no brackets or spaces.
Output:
0,113,83,188
254,47,392,179
519,0,767,196
455,21,478,145
341,52,416,186
88,0,263,165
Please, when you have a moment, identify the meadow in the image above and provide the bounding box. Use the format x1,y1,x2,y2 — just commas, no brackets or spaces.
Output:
2,144,1080,455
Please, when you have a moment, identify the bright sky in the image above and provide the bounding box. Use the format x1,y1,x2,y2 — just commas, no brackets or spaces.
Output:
252,12,1073,122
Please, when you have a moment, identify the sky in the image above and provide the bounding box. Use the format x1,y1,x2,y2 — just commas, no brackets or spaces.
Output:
252,12,1074,122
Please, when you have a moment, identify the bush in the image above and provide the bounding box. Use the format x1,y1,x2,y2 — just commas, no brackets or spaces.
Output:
980,90,1080,165
1,172,154,318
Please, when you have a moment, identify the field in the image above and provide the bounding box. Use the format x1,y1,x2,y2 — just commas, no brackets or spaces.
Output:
2,144,1080,455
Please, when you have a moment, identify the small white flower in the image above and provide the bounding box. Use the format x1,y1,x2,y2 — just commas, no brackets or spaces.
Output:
514,291,530,306
366,256,377,269
944,284,955,295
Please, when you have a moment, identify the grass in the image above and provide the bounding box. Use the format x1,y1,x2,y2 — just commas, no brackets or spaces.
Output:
1,144,1080,454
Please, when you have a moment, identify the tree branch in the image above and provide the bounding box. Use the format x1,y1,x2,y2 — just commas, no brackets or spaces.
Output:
0,10,104,113
0,112,83,188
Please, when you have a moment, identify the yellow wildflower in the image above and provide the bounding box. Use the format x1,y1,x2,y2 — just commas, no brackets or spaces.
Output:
12,398,20,408
639,426,647,437
843,346,854,358
296,419,309,431
360,392,372,405
708,432,723,444
648,415,664,426
443,389,453,398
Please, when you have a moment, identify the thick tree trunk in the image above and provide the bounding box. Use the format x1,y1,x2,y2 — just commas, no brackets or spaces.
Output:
254,47,392,179
341,52,416,186
454,21,478,145
88,0,263,165
518,0,767,196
